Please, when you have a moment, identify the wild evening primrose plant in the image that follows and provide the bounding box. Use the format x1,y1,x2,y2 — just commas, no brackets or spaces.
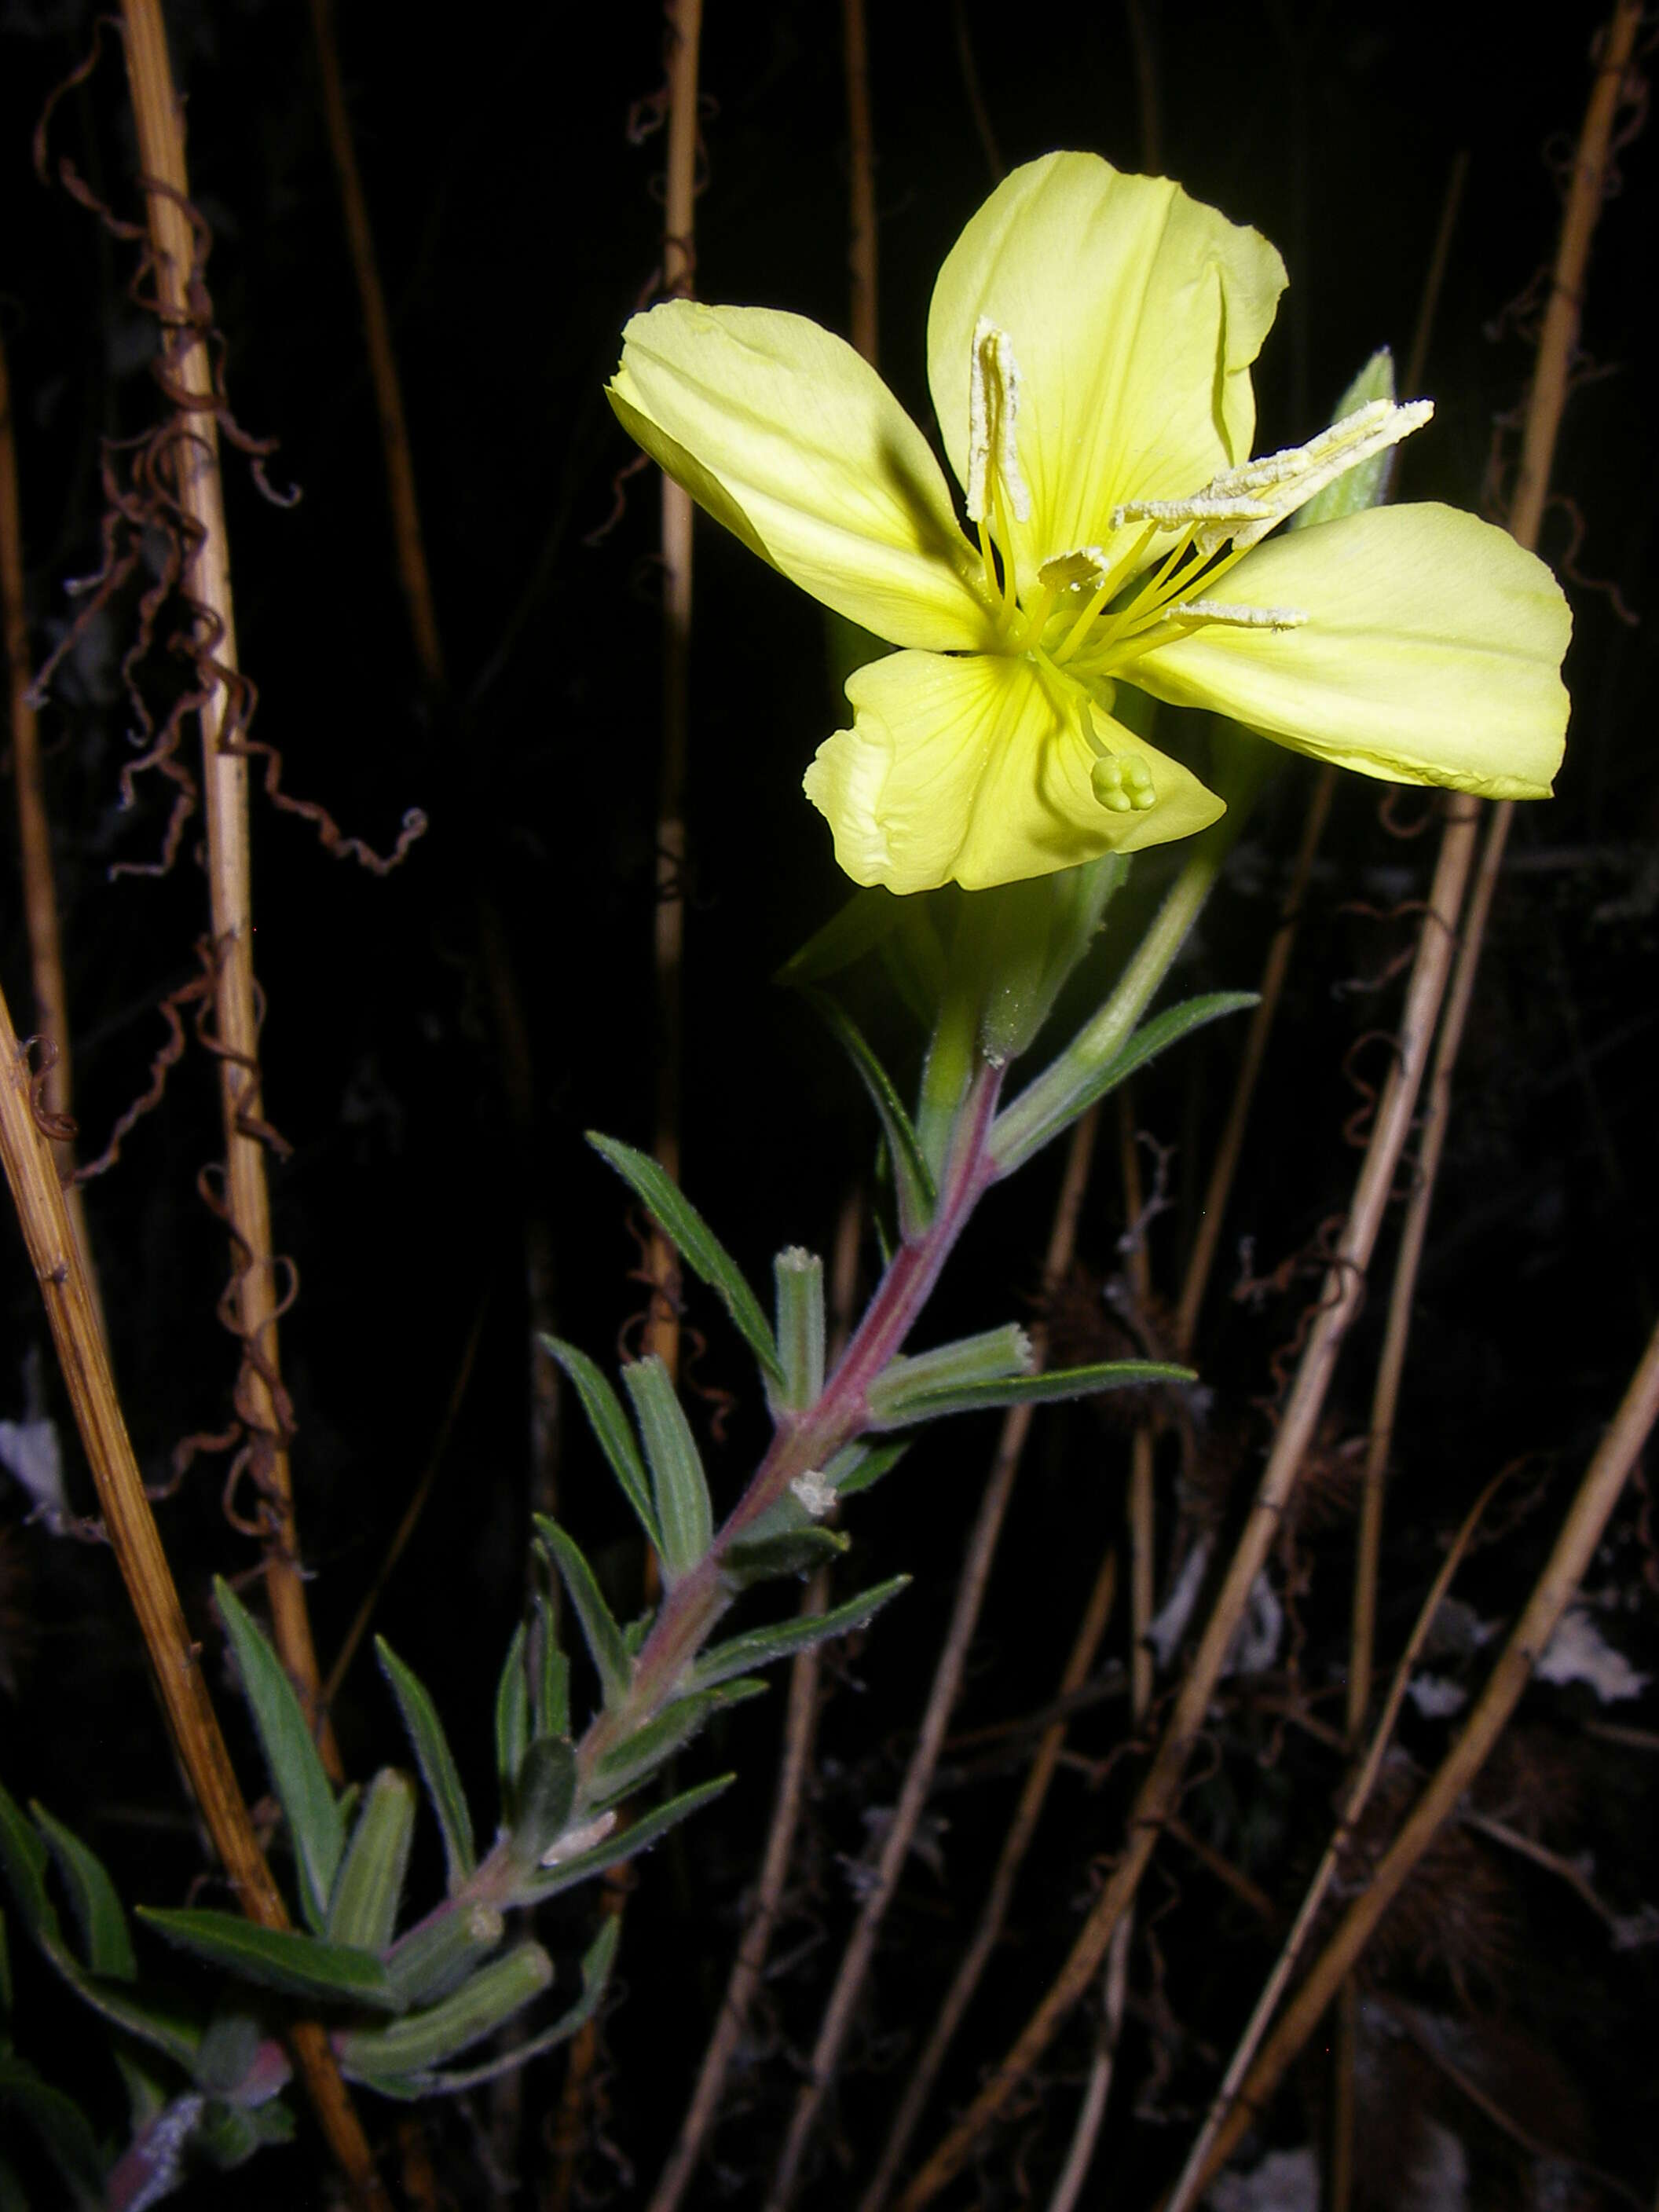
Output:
1,154,1573,2206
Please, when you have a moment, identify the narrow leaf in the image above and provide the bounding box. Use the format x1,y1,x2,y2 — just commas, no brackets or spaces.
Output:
991,991,1259,1175
402,1915,621,2093
214,1579,342,1933
690,1576,910,1694
621,1358,713,1580
532,1596,570,1742
541,1336,661,1548
720,1525,850,1590
773,1247,826,1412
804,991,936,1239
336,1943,552,2082
31,1804,136,1981
0,2055,105,2202
870,1360,1193,1426
588,1694,720,1807
376,1639,475,1895
507,1738,578,1870
494,1621,531,1796
0,1782,56,1943
775,884,902,987
386,1901,504,2011
522,1776,733,1903
537,1519,631,1710
138,1908,397,2011
587,1133,784,1385
327,1771,416,1954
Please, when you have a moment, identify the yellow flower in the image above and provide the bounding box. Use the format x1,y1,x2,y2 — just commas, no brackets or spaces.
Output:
608,152,1570,894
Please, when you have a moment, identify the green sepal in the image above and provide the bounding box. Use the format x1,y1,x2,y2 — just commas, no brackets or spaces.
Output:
327,1771,416,1954
0,2053,105,2203
522,1778,732,1904
772,1247,826,1412
621,1357,714,1581
507,1738,578,1870
385,1902,504,2010
375,1639,476,1895
804,991,936,1240
536,1518,632,1711
588,1133,786,1386
541,1336,661,1551
866,1323,1034,1426
335,1943,553,2085
720,1525,851,1590
214,1579,342,1934
870,1359,1193,1426
495,1620,531,1795
972,855,1130,1067
990,991,1259,1176
30,1804,136,1981
137,1909,397,2011
689,1576,910,1694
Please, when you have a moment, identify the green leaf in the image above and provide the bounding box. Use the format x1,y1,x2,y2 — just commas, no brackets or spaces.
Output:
775,884,903,987
31,1804,136,1982
0,1783,55,1944
214,1579,342,1934
587,1133,785,1386
870,1359,1193,1426
621,1358,713,1581
531,1595,570,1743
328,1771,416,1954
803,991,937,1239
587,1694,727,1807
507,1738,578,1869
401,1915,621,2093
494,1620,531,1796
336,1943,553,2084
522,1776,734,1904
689,1577,910,1694
866,1323,1034,1426
138,1909,397,2011
991,991,1259,1176
772,1247,826,1413
386,1902,504,2011
541,1337,661,1550
720,1525,850,1590
375,1639,476,1895
0,2053,105,2203
537,1519,631,1711
832,1440,908,1500
193,2094,297,2168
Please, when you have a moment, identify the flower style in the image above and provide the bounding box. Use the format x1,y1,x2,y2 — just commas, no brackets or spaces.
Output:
608,152,1570,893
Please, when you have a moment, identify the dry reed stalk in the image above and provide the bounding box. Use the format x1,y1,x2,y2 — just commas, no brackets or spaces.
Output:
764,1106,1103,2211
117,0,332,1763
308,0,446,694
1162,1462,1513,2212
0,979,386,2209
0,333,107,1346
1182,1309,1659,2197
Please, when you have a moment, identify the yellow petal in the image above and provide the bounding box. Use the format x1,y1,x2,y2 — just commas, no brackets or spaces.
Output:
803,651,1224,893
609,301,991,651
1130,505,1570,797
926,153,1286,588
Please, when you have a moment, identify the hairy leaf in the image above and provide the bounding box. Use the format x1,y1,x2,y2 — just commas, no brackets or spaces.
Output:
376,1639,476,1895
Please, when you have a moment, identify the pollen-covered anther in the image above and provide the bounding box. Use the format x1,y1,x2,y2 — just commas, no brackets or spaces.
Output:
1174,598,1309,629
966,317,1031,526
1091,751,1156,814
1193,397,1435,551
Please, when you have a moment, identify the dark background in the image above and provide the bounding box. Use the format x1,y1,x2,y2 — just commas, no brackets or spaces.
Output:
2,2,1657,2206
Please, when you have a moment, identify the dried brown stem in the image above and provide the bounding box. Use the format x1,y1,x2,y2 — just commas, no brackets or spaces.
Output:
0,986,385,2208
1187,1311,1659,2194
767,1105,1102,2212
118,0,332,1762
0,332,107,1345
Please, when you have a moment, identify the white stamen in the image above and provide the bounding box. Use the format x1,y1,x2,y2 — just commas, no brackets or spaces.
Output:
791,1470,836,1519
1111,493,1273,530
966,318,1031,526
1188,397,1434,554
1173,599,1309,628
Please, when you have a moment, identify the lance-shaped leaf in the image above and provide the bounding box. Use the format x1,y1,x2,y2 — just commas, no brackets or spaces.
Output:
531,1595,570,1743
0,2053,106,2203
773,1247,826,1412
327,1771,416,1954
991,989,1260,1176
335,1943,553,2086
507,1738,579,1870
587,1132,785,1386
720,1524,850,1590
621,1357,713,1580
376,1639,475,1895
536,1518,632,1711
495,1620,531,1795
214,1580,342,1934
871,1357,1193,1425
31,1804,135,1982
542,1336,661,1549
866,1323,1034,1426
804,992,936,1239
588,1683,765,1808
138,1909,398,2010
408,1916,621,2094
689,1576,910,1694
386,1902,504,2011
522,1776,734,1904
